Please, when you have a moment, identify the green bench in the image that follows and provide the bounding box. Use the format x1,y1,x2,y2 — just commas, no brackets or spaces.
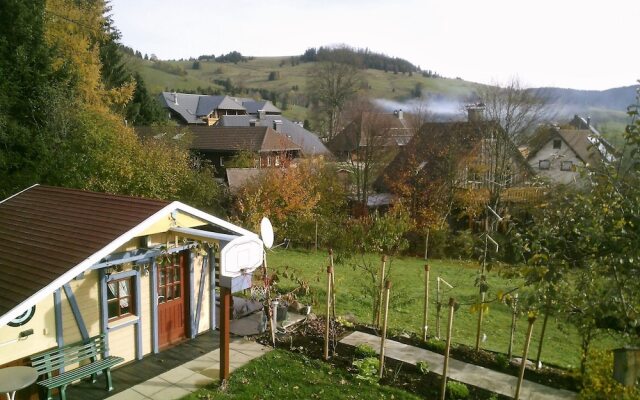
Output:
30,334,124,400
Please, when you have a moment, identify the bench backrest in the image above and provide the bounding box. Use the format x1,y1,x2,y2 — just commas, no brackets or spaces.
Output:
31,334,109,376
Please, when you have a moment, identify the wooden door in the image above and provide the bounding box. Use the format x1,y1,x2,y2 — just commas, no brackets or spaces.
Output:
157,252,188,348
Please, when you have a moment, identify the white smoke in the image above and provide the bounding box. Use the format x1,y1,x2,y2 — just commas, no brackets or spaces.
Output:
372,97,465,119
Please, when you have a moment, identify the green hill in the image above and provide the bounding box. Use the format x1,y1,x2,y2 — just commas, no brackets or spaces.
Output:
126,53,636,145
125,54,481,120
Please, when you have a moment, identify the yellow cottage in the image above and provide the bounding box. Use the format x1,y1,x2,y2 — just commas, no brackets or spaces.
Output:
0,185,263,398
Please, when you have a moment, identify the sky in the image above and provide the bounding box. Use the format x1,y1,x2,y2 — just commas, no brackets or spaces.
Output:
110,0,638,91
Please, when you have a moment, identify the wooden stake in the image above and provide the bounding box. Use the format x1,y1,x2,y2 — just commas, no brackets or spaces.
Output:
436,277,441,339
535,304,549,369
379,280,392,379
315,220,318,251
220,287,231,382
262,255,276,347
475,276,486,351
424,228,430,260
422,264,430,341
329,249,336,319
508,293,518,360
324,265,333,360
375,255,387,326
514,316,537,400
440,298,456,400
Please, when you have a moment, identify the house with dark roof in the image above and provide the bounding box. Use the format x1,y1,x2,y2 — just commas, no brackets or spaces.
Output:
159,92,247,125
0,185,263,384
189,126,301,174
525,122,616,185
218,115,330,156
327,110,414,161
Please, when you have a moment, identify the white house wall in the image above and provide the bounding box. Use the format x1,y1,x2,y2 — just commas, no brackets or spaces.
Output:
528,137,581,185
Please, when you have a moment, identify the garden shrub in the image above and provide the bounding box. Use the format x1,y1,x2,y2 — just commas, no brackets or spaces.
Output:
446,381,470,399
426,338,446,353
495,353,510,370
352,357,379,384
355,343,377,358
579,350,640,400
446,230,475,259
416,360,430,375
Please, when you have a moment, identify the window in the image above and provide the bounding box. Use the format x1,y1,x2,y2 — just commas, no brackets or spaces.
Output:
561,161,574,171
267,156,271,167
158,258,182,304
275,155,281,166
107,277,134,320
539,159,551,170
219,157,224,167
553,139,562,149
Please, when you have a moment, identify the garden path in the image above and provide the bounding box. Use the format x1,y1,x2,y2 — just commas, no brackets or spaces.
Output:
340,331,577,400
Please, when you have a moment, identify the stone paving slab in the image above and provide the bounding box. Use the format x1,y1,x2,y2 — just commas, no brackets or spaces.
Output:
340,331,577,400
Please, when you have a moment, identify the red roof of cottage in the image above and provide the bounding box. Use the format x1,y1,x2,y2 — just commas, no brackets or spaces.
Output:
0,185,169,316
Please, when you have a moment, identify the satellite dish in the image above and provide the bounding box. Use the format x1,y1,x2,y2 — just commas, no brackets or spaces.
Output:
260,217,274,249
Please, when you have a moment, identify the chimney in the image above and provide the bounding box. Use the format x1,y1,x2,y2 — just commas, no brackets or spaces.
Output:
466,103,485,122
587,116,591,128
258,109,266,120
273,120,283,132
173,92,178,105
396,109,403,119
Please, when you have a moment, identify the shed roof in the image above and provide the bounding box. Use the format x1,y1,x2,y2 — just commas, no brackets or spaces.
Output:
0,185,258,327
189,126,301,152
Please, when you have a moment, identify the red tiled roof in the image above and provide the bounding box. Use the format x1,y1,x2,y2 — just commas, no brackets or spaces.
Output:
0,185,169,316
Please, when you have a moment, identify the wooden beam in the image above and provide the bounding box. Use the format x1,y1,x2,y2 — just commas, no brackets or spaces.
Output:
62,283,89,341
150,260,159,354
220,287,231,382
195,254,208,335
188,252,196,339
98,269,109,357
208,248,216,330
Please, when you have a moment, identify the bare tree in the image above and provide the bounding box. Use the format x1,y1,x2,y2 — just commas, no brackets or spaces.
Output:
476,78,549,208
340,98,399,212
307,61,362,140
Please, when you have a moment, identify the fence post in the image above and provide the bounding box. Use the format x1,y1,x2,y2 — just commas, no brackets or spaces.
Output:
379,280,392,379
436,277,441,339
329,249,336,319
440,298,456,400
375,255,387,326
324,265,333,361
422,264,430,341
507,293,518,360
515,315,537,400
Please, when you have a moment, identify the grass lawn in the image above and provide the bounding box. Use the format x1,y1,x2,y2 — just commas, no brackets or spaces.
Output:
266,249,621,370
183,349,421,400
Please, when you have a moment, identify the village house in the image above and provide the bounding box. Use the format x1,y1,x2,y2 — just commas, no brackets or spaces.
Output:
0,185,263,399
159,92,247,125
524,116,616,185
327,110,414,162
375,106,536,224
217,114,331,157
188,126,302,175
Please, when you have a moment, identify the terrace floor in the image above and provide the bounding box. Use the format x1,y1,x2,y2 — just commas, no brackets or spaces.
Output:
66,331,271,400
